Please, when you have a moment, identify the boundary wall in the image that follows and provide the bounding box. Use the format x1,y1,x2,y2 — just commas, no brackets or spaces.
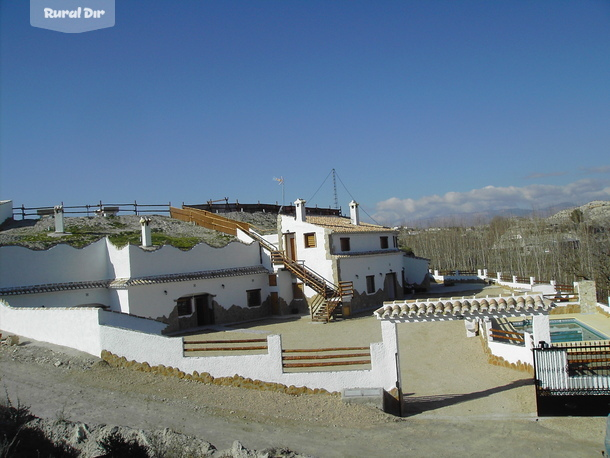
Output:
0,300,398,393
431,269,569,296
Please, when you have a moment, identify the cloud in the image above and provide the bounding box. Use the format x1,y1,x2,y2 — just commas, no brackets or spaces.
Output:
373,178,610,226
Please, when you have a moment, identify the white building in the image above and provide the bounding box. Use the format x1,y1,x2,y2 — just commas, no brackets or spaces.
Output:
0,199,429,331
276,199,428,315
0,238,275,333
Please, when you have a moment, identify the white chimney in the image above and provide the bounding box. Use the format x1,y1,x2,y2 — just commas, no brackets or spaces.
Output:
54,205,64,233
140,217,152,247
295,199,306,222
349,200,360,225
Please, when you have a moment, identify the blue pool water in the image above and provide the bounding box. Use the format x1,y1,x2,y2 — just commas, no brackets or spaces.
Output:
512,318,608,343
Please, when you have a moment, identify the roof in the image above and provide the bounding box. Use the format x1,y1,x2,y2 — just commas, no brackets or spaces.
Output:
109,266,269,288
0,280,111,296
374,294,555,322
306,216,394,233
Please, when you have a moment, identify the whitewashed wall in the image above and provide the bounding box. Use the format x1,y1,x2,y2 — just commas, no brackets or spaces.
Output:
338,252,405,293
0,240,109,287
125,241,261,278
0,299,399,393
279,216,334,286
125,272,271,318
99,310,167,334
276,270,294,304
481,319,534,365
330,232,396,254
105,239,131,279
99,317,399,392
403,256,429,285
2,288,110,308
0,200,12,225
0,300,103,355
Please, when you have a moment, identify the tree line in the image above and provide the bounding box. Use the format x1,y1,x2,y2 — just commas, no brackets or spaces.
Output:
399,209,610,303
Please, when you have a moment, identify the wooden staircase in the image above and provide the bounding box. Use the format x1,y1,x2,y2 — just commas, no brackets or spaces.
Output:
250,230,353,322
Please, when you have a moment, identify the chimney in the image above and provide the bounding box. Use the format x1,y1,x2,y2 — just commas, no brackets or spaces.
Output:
349,200,360,225
54,205,64,233
295,199,306,222
140,216,152,247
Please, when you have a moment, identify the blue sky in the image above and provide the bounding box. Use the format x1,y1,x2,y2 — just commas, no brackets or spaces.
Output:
1,1,609,225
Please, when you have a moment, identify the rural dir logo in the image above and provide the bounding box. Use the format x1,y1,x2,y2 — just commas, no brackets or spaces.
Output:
31,0,115,33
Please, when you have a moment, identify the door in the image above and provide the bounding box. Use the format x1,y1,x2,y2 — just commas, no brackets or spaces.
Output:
195,294,214,326
284,233,297,261
385,273,397,300
270,292,280,315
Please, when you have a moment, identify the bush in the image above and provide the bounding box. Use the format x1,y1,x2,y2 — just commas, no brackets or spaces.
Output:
98,431,150,458
0,402,78,458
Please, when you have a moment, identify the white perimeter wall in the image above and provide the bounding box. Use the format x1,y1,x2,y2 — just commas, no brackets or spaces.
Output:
0,200,12,225
0,300,103,355
481,320,534,366
0,299,400,393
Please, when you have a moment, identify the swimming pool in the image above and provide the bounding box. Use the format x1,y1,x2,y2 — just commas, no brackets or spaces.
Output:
512,318,609,343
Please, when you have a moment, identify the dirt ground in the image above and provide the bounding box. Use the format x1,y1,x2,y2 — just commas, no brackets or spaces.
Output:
1,306,607,457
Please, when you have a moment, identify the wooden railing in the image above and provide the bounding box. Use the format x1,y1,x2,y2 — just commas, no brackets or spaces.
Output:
170,206,250,236
282,346,371,371
490,328,526,346
183,338,267,356
249,228,353,322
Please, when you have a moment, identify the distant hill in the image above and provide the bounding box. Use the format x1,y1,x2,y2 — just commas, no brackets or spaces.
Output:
546,200,610,226
410,202,577,227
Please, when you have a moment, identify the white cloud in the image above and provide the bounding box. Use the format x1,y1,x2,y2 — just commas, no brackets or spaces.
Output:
374,178,610,226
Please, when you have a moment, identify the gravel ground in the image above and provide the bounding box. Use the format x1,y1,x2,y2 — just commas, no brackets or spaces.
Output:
1,318,606,457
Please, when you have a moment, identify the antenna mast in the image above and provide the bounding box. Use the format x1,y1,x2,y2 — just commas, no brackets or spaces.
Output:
332,168,339,209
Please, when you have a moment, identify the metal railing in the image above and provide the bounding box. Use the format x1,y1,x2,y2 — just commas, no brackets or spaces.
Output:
13,201,171,219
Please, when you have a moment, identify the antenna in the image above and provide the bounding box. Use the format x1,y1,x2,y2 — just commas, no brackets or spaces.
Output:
332,168,339,209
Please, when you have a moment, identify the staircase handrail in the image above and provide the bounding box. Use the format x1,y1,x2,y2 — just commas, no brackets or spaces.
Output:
249,230,343,297
248,229,279,253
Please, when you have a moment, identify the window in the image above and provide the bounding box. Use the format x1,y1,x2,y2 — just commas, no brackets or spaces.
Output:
380,236,389,249
304,232,316,248
366,275,376,294
340,237,351,252
247,289,261,307
176,297,192,316
393,236,399,248
268,274,277,286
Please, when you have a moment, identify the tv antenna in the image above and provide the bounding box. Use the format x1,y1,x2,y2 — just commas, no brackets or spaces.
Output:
332,168,339,209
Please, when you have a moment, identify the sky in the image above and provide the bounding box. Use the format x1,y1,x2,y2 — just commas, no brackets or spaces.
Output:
1,0,609,226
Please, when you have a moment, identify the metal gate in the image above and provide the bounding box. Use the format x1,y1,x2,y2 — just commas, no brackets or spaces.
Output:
533,342,610,416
